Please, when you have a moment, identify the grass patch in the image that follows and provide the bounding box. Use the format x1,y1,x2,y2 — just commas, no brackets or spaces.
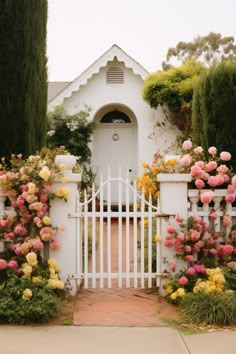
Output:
61,319,73,326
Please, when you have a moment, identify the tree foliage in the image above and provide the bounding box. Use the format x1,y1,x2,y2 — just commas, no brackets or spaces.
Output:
192,60,236,169
47,105,95,163
142,59,205,134
47,106,96,189
162,32,236,70
0,0,48,157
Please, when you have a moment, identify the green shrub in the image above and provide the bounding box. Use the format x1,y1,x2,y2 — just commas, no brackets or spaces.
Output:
0,272,62,324
181,292,236,326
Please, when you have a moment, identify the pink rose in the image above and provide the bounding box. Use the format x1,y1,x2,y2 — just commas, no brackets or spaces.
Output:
193,216,202,223
182,140,192,150
190,165,202,177
170,263,176,271
220,151,231,161
167,225,176,234
195,179,205,189
0,259,8,270
225,194,235,203
232,175,236,188
215,174,224,186
227,185,235,194
200,191,214,204
40,227,56,241
195,161,205,168
208,146,217,155
164,239,174,248
187,267,196,276
175,215,183,223
8,260,18,269
190,230,200,241
3,232,15,240
12,243,21,255
181,154,192,166
14,224,27,235
60,145,65,150
217,165,229,174
203,220,209,231
210,212,218,220
223,244,234,255
32,238,44,251
223,174,230,183
177,232,185,241
179,276,188,285
185,255,194,262
184,245,192,253
223,215,232,227
50,240,60,251
205,161,217,172
193,146,203,155
193,264,206,274
209,248,217,255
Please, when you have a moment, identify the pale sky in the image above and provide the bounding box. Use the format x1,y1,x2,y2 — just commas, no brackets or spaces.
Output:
47,0,236,81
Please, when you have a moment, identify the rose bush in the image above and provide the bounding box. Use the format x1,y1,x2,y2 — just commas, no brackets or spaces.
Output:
0,147,71,323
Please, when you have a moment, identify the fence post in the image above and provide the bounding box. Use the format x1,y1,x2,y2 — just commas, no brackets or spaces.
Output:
157,173,192,296
50,155,81,296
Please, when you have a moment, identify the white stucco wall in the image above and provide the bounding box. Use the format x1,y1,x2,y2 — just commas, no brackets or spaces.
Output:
51,59,181,177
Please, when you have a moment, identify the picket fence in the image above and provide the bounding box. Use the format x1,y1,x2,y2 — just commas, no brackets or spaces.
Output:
1,158,236,296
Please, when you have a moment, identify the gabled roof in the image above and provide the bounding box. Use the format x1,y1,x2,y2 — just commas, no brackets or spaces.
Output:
48,82,71,102
48,44,149,111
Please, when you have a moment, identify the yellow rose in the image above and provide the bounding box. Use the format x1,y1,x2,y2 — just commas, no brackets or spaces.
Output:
26,195,38,204
26,252,38,266
32,276,43,283
165,286,173,294
155,234,162,243
170,292,177,300
48,258,60,272
42,216,51,225
22,264,33,277
55,280,64,290
176,288,185,297
61,176,69,183
27,182,36,194
22,288,32,301
47,279,64,290
39,167,51,181
59,164,67,171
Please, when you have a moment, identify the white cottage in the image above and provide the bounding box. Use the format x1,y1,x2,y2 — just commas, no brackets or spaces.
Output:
48,45,181,187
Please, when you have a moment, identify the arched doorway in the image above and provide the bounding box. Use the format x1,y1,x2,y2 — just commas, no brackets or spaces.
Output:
92,104,138,203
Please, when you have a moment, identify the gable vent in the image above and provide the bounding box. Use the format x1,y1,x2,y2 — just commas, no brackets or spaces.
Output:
106,67,124,84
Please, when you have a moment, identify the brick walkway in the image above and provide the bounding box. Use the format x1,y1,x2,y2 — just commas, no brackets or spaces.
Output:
73,222,181,326
73,288,180,326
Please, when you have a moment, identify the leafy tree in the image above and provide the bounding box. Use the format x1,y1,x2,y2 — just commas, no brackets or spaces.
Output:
0,0,48,158
162,32,236,70
47,105,96,189
192,60,236,169
142,59,205,134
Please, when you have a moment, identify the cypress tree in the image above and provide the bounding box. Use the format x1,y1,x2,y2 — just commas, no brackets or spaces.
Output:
0,0,48,157
192,61,236,169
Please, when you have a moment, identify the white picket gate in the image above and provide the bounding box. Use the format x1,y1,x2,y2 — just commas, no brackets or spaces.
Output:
74,171,161,289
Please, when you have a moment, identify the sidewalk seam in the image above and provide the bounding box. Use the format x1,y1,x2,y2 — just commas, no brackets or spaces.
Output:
179,331,191,354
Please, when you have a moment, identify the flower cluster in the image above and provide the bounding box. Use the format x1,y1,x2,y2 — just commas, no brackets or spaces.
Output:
180,139,235,194
163,260,207,304
164,215,236,267
193,267,225,294
136,154,178,203
0,147,71,288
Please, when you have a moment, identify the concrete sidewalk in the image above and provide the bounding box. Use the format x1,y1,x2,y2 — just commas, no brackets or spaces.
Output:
0,326,235,354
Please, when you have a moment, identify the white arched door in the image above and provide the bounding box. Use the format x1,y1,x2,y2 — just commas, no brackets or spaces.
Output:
93,109,137,203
